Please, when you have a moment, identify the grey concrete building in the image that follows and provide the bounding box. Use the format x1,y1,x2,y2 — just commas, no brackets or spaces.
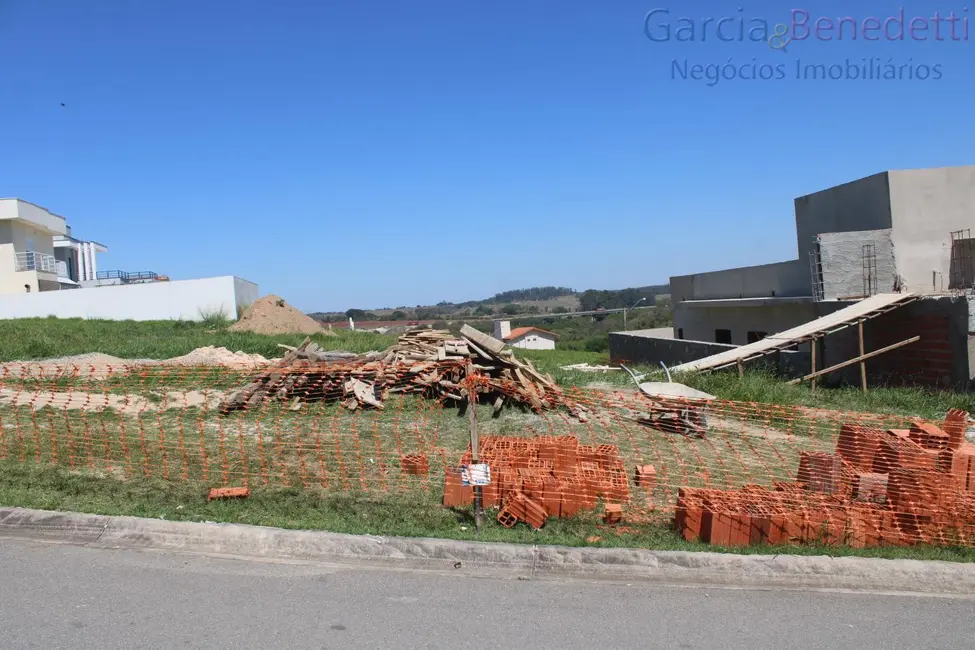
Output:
611,166,975,389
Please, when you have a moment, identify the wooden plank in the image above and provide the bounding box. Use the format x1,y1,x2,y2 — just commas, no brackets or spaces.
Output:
789,336,920,384
460,324,506,355
810,336,817,393
858,319,867,392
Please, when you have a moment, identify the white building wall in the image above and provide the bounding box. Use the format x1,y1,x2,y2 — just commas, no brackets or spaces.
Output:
887,166,975,293
508,334,556,350
0,275,258,321
673,302,819,345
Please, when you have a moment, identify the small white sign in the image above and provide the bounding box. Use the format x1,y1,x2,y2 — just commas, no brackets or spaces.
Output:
461,464,491,486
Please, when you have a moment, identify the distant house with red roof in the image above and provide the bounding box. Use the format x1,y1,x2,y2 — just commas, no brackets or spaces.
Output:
492,320,558,350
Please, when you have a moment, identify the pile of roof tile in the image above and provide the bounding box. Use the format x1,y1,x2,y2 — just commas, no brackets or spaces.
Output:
677,409,975,547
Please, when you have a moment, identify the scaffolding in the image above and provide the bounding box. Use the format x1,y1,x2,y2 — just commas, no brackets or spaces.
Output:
808,240,824,301
861,243,878,298
949,228,974,290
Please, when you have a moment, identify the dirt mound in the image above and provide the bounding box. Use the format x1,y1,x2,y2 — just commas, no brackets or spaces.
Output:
230,295,323,335
0,347,273,380
162,346,270,367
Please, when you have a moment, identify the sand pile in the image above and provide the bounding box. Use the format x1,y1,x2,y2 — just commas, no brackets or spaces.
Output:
163,346,270,367
230,295,324,335
0,347,273,380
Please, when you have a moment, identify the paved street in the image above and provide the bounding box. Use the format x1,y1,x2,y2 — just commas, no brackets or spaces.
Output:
0,538,972,649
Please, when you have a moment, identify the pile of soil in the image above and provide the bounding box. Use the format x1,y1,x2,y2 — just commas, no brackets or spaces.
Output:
0,347,273,380
229,295,324,335
161,346,270,367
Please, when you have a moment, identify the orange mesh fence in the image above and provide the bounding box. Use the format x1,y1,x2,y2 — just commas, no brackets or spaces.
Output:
0,361,972,549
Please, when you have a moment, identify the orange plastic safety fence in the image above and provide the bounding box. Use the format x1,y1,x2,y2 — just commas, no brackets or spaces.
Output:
0,361,972,550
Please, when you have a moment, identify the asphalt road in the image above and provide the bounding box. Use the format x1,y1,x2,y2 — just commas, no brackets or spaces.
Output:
0,538,972,649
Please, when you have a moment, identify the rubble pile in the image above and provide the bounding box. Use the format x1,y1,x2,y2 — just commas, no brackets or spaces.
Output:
677,408,975,548
219,326,588,419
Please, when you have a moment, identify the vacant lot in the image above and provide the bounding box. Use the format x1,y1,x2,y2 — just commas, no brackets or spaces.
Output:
0,317,971,560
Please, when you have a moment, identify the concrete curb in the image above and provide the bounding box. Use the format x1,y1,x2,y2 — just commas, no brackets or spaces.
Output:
0,506,973,594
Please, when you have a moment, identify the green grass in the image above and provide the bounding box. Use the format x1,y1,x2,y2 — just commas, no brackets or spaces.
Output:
1,462,973,562
677,370,974,420
516,349,973,420
0,318,393,361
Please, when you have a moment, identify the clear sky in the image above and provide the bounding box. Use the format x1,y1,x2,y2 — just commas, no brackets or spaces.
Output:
1,1,972,312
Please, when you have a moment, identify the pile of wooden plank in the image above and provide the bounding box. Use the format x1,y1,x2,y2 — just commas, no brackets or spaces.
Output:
218,326,589,420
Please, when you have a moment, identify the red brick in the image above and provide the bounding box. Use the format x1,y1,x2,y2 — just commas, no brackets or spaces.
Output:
497,506,519,528
909,421,951,451
676,488,707,542
944,409,970,451
208,486,249,501
442,468,474,507
603,503,623,525
559,476,584,518
852,472,889,504
836,424,884,472
541,476,562,517
481,479,500,509
873,436,939,473
887,468,956,514
634,465,657,492
797,452,848,495
940,445,975,492
520,494,549,530
400,453,430,476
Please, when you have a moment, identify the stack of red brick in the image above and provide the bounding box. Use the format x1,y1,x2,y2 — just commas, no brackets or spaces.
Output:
677,408,975,548
440,435,656,529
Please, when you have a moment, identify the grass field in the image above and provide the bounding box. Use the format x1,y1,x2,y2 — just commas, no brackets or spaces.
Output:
0,317,393,361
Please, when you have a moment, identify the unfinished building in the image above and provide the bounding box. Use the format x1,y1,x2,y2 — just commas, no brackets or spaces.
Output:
611,165,975,389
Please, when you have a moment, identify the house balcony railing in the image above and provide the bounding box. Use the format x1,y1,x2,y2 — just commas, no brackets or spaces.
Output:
14,251,58,274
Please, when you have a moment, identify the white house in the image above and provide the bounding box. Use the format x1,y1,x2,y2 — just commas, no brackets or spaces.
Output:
0,199,107,293
0,197,258,321
493,320,558,350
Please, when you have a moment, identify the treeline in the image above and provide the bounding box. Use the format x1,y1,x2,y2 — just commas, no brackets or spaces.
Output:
490,286,575,303
577,285,667,311
308,283,670,322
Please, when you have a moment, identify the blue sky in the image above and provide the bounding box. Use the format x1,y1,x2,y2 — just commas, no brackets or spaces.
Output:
1,1,972,311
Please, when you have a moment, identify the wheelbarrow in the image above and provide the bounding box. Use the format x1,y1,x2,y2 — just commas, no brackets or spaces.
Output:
620,363,715,438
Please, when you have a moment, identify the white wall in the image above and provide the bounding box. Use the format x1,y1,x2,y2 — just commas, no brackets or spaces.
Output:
888,166,975,293
0,199,68,236
509,334,556,350
233,277,260,316
0,275,259,321
673,301,818,345
670,260,807,303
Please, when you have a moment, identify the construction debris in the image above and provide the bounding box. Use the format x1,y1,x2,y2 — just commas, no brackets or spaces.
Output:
560,363,621,372
219,328,589,420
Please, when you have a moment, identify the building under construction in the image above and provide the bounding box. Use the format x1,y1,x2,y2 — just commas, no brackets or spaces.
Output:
611,165,975,389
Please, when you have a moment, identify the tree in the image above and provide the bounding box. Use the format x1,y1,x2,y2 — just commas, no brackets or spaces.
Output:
501,303,520,315
473,305,494,316
390,310,407,320
552,306,569,314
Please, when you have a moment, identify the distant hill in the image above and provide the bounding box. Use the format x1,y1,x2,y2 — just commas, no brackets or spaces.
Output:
309,284,670,322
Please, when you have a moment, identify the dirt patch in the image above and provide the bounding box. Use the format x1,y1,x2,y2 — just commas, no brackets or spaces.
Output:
0,347,273,380
0,388,227,414
230,294,323,335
